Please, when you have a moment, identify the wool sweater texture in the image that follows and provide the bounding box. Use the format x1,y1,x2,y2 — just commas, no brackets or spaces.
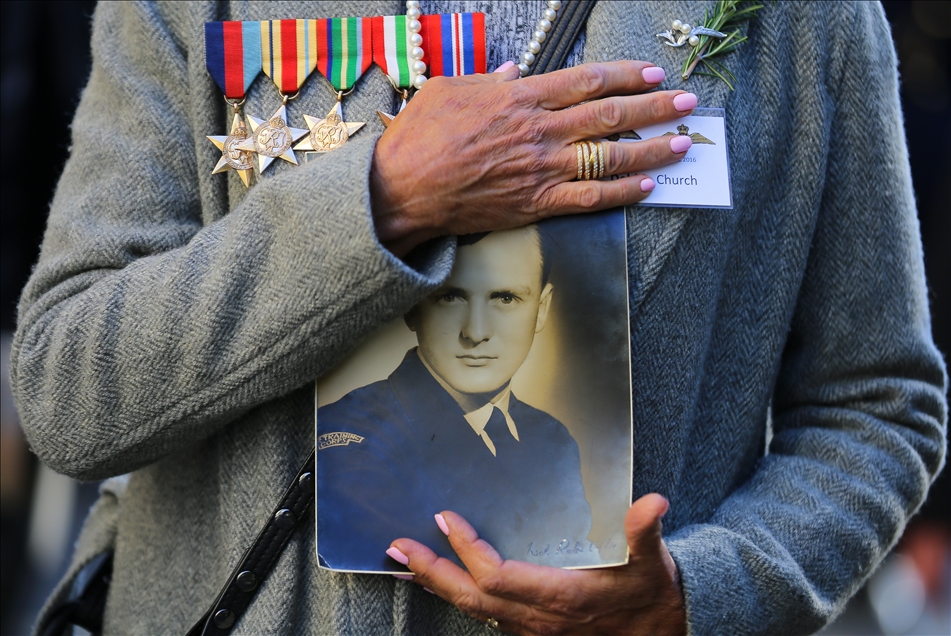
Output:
11,1,947,635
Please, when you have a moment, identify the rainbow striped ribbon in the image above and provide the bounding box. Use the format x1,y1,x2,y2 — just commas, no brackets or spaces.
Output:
421,13,486,78
371,15,413,89
261,19,319,94
315,17,373,92
204,21,262,99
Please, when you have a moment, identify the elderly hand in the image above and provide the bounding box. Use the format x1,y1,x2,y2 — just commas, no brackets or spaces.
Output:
371,61,696,256
386,494,687,636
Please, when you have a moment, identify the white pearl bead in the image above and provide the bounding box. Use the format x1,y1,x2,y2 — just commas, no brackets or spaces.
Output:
408,19,421,33
680,23,692,34
548,0,562,9
409,33,423,47
538,18,552,32
688,35,700,46
543,8,557,21
406,0,420,8
411,46,424,60
406,7,421,20
671,19,682,31
533,29,547,43
522,51,536,65
517,62,530,76
413,74,427,89
412,60,427,74
527,40,541,54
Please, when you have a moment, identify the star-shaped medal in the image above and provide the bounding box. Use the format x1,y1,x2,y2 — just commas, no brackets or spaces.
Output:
376,94,408,129
235,104,309,173
206,112,254,188
294,102,365,153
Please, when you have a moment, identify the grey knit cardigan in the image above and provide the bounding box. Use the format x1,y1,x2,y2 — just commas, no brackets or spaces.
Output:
12,1,947,635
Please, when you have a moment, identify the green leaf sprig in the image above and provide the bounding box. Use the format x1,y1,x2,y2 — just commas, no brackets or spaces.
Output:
681,0,764,89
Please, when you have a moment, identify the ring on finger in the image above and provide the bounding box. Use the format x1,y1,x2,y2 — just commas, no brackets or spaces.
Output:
573,140,605,181
575,142,584,180
588,140,604,180
486,617,500,630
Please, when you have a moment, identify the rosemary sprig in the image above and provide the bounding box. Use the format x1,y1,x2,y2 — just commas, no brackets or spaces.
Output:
681,0,764,89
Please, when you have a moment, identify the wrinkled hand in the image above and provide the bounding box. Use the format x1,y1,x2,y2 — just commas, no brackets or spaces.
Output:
371,61,696,256
387,494,687,636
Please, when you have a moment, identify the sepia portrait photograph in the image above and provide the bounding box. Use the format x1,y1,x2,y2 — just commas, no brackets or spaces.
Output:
316,210,633,573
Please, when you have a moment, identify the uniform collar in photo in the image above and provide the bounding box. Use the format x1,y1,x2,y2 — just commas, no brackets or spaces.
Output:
463,388,520,457
417,351,520,455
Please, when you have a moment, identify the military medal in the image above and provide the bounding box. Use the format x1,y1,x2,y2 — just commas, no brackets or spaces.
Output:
374,10,487,128
420,12,486,79
204,21,263,187
373,12,424,127
294,17,371,154
236,20,314,173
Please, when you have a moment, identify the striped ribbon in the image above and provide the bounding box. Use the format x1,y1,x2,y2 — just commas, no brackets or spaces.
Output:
204,21,262,98
316,17,373,92
261,19,319,94
371,15,413,89
422,13,486,78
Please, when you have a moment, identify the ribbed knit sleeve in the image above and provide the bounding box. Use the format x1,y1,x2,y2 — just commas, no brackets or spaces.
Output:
10,1,454,480
666,3,947,634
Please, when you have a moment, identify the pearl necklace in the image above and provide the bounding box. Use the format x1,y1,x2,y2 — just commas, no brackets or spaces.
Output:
518,1,563,77
405,1,563,82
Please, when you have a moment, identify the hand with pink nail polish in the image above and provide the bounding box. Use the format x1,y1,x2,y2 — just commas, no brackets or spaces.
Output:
371,60,697,257
388,495,686,636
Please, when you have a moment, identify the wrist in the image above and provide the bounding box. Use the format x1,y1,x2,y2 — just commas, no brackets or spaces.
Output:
369,136,439,258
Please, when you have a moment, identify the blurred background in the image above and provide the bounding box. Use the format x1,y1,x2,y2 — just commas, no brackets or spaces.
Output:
0,1,948,634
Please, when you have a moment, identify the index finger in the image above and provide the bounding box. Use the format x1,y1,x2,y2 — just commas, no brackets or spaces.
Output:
524,60,667,110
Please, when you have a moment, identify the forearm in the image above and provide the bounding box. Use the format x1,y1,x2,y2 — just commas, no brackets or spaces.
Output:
10,3,454,480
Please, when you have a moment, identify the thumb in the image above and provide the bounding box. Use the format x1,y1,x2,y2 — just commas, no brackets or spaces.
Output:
625,493,669,558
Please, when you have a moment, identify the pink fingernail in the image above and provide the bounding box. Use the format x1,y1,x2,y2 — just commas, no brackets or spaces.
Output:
435,514,450,536
669,135,692,153
493,60,515,73
424,587,435,594
392,573,413,580
640,178,655,193
642,66,665,83
386,547,410,565
673,92,698,112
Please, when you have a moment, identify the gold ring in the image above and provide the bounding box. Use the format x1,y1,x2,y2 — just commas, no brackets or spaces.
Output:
486,617,500,630
581,141,591,180
586,141,598,180
575,142,584,180
595,141,605,179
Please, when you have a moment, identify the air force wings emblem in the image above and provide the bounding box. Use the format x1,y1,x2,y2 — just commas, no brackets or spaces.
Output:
662,124,715,145
318,432,366,450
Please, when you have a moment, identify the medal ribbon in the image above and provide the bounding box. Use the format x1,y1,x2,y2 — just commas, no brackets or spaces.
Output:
372,15,412,89
261,19,319,94
316,17,373,92
422,13,486,77
204,21,263,98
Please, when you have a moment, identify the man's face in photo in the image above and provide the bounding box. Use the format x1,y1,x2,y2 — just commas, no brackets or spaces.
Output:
406,226,554,396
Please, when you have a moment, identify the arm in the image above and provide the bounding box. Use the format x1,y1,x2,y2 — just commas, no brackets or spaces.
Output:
10,2,453,479
667,4,947,634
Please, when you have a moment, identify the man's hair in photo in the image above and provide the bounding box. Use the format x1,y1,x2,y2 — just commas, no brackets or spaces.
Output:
458,224,553,286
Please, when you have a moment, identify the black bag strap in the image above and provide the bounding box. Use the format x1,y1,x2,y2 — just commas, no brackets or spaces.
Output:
38,552,113,636
187,449,315,636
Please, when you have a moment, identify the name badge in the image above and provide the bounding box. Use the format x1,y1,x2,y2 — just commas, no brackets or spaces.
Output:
614,108,732,209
